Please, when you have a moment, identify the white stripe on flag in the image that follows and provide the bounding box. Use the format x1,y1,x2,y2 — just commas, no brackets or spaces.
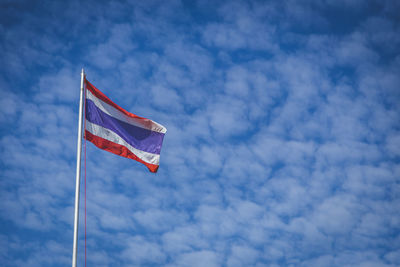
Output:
86,120,160,165
86,89,167,134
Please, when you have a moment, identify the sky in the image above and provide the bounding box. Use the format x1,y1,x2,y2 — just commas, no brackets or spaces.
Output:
1,0,400,266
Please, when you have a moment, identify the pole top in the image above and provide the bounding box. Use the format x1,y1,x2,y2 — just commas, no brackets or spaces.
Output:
81,68,85,75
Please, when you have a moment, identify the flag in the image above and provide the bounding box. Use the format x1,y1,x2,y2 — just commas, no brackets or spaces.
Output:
84,79,166,173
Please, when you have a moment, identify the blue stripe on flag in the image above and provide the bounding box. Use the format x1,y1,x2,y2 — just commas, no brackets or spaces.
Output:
85,99,164,155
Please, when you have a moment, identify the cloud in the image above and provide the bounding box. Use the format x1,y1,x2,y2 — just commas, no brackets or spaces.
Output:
227,245,259,266
1,0,400,266
201,1,278,51
121,236,166,265
86,24,137,70
168,250,221,267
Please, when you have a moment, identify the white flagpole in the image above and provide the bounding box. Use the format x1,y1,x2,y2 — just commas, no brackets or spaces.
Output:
72,68,85,267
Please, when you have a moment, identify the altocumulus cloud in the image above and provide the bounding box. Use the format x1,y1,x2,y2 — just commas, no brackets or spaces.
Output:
1,0,400,266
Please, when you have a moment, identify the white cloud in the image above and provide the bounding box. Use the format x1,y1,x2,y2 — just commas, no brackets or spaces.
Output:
121,236,166,265
150,84,182,111
168,250,221,267
1,0,400,266
227,245,259,266
312,194,361,235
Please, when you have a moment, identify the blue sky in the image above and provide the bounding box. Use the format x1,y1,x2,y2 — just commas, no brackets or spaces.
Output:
1,0,400,266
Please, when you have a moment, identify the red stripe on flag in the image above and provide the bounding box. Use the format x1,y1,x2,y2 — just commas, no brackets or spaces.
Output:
85,130,159,173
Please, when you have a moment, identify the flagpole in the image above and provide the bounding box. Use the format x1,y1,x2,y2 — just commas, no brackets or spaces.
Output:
72,68,85,267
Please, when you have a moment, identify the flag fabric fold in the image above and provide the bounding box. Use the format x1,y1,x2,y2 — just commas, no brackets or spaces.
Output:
84,79,166,173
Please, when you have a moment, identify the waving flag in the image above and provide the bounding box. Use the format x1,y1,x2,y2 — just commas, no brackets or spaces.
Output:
84,79,166,172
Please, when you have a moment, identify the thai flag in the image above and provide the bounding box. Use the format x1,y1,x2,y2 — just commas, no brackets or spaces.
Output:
84,79,166,173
